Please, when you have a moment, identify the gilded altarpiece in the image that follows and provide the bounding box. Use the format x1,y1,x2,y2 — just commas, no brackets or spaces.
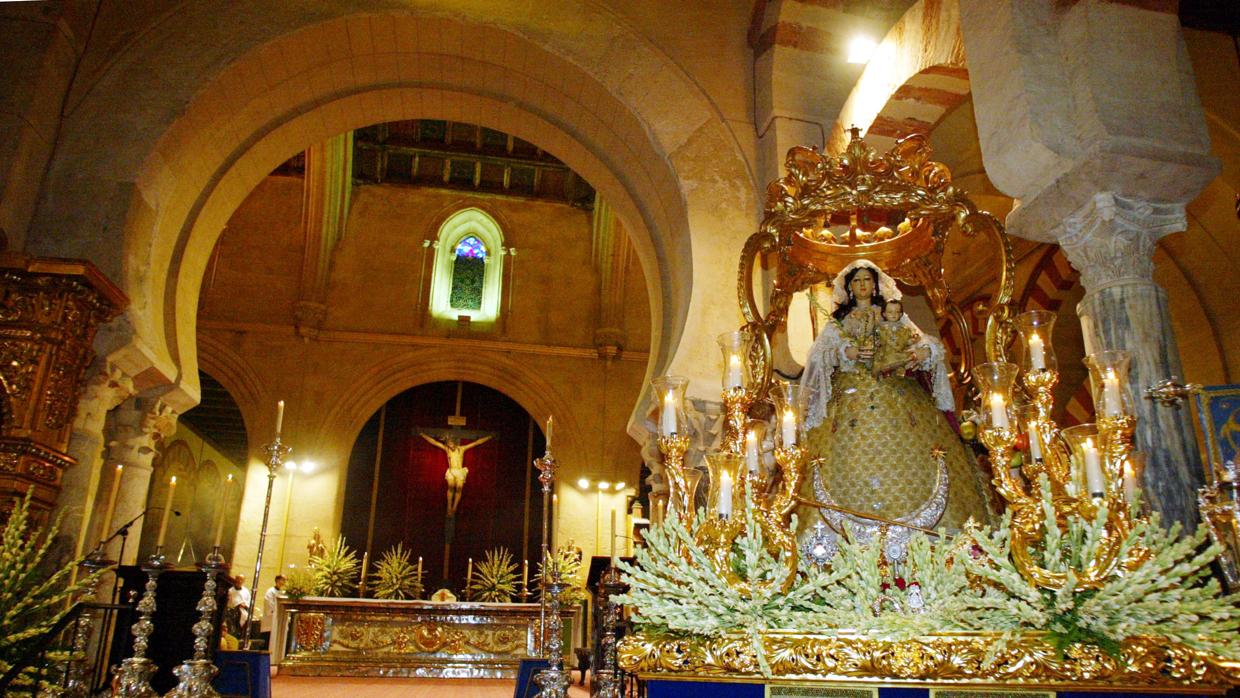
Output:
0,254,125,512
280,597,577,679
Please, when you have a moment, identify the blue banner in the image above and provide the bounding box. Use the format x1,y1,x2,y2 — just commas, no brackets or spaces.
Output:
1195,384,1240,476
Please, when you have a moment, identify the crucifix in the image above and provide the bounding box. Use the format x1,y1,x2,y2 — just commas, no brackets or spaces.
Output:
415,381,498,587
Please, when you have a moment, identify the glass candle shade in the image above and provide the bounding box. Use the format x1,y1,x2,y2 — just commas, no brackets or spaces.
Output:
652,375,690,438
743,420,767,477
704,451,742,518
1015,310,1058,374
1017,403,1045,462
684,467,705,514
1084,350,1134,419
717,329,755,391
973,362,1020,429
1062,423,1105,498
770,380,805,448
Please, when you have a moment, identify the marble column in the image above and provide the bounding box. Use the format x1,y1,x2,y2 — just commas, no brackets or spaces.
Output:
103,397,179,564
1057,192,1202,530
55,361,135,562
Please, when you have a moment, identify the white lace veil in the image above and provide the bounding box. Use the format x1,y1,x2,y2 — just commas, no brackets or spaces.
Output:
829,259,901,313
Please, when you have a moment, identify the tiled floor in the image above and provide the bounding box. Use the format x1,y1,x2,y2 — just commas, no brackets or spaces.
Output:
270,675,593,697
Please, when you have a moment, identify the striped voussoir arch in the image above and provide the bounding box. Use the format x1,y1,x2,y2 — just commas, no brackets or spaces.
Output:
863,66,972,154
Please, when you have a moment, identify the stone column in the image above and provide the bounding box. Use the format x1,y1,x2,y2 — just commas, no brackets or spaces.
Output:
55,361,135,562
103,397,178,564
1056,193,1202,529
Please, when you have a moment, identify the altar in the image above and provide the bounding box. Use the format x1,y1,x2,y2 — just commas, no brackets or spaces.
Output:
278,597,578,679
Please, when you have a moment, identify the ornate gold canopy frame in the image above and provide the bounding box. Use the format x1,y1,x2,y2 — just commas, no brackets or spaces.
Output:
738,129,1015,396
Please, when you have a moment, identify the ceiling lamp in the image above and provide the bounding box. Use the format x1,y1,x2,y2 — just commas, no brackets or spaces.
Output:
848,36,877,64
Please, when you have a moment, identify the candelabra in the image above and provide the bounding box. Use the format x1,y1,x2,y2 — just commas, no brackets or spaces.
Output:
243,435,291,648
166,546,228,697
534,416,558,654
1200,460,1240,589
592,565,626,698
114,549,171,698
63,553,114,698
976,311,1145,592
533,574,570,698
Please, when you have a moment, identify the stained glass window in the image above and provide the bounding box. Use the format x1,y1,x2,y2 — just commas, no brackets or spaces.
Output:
449,236,487,310
453,236,488,259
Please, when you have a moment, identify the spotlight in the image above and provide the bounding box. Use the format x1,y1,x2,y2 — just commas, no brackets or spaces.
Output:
598,481,611,490
284,460,298,471
615,482,627,491
848,36,877,64
577,478,591,489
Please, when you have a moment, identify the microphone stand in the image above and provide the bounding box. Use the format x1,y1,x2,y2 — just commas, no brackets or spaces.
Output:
85,507,175,603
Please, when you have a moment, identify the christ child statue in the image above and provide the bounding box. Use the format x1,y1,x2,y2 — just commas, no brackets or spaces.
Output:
871,299,918,378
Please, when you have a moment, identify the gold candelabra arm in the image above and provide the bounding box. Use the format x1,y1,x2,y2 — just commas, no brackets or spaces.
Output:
981,426,1029,506
770,445,807,520
720,387,755,455
658,434,692,525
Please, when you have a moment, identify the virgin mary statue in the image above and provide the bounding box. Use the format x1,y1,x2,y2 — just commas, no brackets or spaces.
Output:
791,260,990,557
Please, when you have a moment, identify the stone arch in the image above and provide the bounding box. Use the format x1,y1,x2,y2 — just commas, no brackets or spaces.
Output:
831,0,969,153
29,7,757,410
195,333,265,449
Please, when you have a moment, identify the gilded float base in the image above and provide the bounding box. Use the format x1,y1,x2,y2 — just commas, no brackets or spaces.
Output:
619,631,1240,691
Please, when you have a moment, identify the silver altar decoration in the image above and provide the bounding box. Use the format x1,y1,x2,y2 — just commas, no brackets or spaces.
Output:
592,565,625,698
243,435,291,648
533,576,570,698
166,546,227,697
114,549,170,698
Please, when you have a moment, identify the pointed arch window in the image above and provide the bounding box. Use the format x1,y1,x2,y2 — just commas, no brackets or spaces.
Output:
429,208,505,323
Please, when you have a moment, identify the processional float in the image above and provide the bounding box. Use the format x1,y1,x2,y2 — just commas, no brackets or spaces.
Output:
616,131,1240,692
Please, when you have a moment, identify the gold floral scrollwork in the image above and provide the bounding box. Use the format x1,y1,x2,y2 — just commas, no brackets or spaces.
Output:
294,613,327,651
618,631,1240,688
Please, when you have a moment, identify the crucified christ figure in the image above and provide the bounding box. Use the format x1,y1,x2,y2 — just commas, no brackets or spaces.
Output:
421,433,494,515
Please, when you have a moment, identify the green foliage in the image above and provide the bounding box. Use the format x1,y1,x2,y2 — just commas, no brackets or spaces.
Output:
283,567,317,600
309,536,359,597
537,544,590,605
373,543,424,600
469,548,518,602
618,476,1240,670
0,491,102,679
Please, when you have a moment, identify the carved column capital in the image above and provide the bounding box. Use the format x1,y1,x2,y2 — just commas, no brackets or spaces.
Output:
72,360,136,437
106,397,179,473
1054,192,1186,291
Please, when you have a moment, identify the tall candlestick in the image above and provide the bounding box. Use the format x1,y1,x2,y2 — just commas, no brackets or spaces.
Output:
660,390,678,435
718,471,733,518
781,409,797,447
275,400,285,438
1083,438,1104,496
725,353,743,389
745,430,760,474
1028,332,1046,371
1102,369,1124,417
212,474,233,548
99,464,124,544
156,476,177,549
988,393,1010,429
609,509,617,565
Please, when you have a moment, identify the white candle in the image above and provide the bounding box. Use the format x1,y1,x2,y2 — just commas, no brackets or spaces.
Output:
661,389,678,435
99,464,123,544
718,471,733,517
988,393,1010,429
725,353,743,389
1028,332,1046,370
1083,438,1105,496
745,430,760,474
546,416,554,450
1123,459,1139,503
610,509,618,565
1102,369,1123,417
417,556,423,583
275,400,285,438
156,476,177,549
522,559,528,591
466,557,473,586
1027,424,1043,462
781,409,797,447
212,474,233,548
